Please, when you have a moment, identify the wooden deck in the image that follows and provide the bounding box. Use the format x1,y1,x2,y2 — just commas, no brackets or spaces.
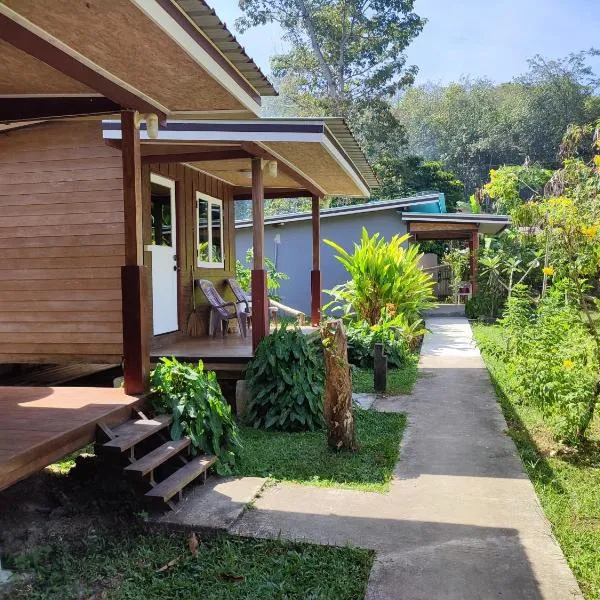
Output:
0,386,144,491
151,335,253,363
150,328,319,364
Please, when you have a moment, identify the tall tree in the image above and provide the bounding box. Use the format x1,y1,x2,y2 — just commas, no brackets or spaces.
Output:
395,50,600,195
237,0,425,160
375,155,464,211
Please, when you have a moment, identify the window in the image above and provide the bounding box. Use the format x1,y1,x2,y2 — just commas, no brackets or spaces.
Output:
196,193,224,268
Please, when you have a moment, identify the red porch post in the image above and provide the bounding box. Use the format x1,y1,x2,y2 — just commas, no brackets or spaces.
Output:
310,195,322,327
469,230,479,296
121,109,150,395
251,157,269,351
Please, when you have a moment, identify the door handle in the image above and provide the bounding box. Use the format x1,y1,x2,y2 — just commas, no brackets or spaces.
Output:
173,266,181,272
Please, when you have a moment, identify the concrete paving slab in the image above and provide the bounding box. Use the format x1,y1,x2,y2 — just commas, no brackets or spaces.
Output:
353,392,378,409
424,303,466,318
232,317,582,599
153,476,266,533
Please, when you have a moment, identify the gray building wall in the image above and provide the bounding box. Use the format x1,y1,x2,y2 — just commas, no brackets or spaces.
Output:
235,210,408,315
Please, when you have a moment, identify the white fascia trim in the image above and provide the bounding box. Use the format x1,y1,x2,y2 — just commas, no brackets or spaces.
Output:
322,135,370,197
0,5,169,115
131,0,261,115
102,128,323,144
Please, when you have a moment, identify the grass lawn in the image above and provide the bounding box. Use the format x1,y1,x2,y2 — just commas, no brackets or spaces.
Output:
5,531,373,600
473,323,600,600
352,353,419,395
234,408,406,492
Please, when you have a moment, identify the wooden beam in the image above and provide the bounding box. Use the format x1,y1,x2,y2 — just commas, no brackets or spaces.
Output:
408,221,479,233
121,110,143,266
414,232,472,241
311,195,322,327
251,156,269,351
240,142,325,198
142,149,252,164
120,109,150,394
470,230,479,295
0,13,166,121
233,187,311,200
0,96,120,122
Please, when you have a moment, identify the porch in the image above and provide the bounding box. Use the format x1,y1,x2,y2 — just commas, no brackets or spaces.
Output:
0,386,144,491
150,326,319,363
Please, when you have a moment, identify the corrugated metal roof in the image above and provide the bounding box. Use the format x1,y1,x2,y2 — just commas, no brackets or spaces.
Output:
322,117,379,189
174,0,277,97
235,194,440,228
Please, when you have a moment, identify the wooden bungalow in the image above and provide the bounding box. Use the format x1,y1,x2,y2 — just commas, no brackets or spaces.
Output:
0,1,374,494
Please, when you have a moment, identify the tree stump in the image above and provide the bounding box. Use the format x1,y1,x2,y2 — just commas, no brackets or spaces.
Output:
322,319,358,451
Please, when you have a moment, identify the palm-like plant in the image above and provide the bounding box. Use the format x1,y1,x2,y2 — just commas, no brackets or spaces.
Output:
324,228,435,325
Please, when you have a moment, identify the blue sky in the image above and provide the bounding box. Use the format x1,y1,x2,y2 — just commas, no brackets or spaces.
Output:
212,0,600,85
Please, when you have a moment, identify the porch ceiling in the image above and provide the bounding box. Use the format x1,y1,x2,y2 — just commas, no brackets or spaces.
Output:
0,0,275,121
103,119,375,198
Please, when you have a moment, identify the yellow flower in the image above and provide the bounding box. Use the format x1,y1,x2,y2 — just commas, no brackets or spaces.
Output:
563,359,574,370
594,155,600,169
581,224,599,238
543,266,555,276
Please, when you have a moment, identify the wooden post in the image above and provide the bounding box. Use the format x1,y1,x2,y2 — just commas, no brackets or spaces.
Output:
311,195,322,327
322,320,358,451
470,230,479,296
120,109,150,395
251,157,269,351
373,343,387,393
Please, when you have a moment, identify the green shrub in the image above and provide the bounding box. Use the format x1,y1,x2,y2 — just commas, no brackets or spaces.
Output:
245,326,324,431
324,228,435,325
150,357,240,474
498,285,598,444
465,293,505,320
346,315,413,368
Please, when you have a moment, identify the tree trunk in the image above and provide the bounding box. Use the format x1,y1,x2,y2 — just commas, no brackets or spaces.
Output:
322,319,358,451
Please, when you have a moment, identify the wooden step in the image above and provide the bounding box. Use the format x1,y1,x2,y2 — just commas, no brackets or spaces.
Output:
100,415,172,453
124,438,190,478
145,454,217,504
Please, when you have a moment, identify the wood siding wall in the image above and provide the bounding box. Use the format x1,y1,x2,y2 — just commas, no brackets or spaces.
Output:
0,121,125,363
144,163,236,341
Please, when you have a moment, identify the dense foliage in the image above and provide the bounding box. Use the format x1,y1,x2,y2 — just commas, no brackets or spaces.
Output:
486,286,598,444
395,51,600,194
150,358,241,474
345,314,409,369
237,0,425,162
324,228,435,325
483,164,553,214
375,155,464,212
442,246,470,296
471,120,600,442
235,248,289,300
245,326,324,432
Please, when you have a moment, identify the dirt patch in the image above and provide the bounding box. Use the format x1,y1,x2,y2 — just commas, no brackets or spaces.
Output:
0,456,145,558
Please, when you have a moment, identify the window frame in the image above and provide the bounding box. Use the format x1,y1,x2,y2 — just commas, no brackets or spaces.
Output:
196,192,225,269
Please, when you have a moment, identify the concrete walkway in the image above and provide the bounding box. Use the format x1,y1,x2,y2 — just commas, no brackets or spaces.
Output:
232,317,582,599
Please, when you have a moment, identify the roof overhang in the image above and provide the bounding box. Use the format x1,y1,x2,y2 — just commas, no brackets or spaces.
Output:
102,119,374,198
402,212,511,239
0,0,275,123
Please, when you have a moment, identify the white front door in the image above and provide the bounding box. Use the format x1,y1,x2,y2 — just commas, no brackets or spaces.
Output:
149,174,178,335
